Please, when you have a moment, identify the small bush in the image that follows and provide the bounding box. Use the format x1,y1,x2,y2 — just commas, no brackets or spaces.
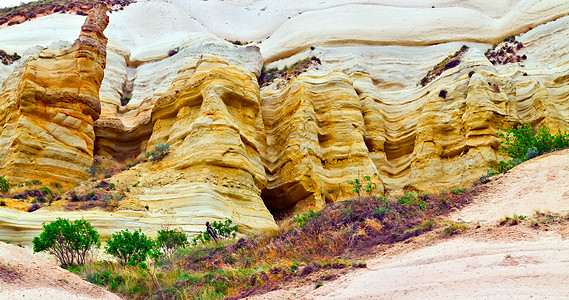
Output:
145,142,170,162
33,218,100,267
491,125,569,174
27,203,41,212
156,228,188,258
293,209,322,228
443,222,466,235
167,47,180,56
0,176,9,193
191,218,238,245
105,229,154,265
0,200,5,206
348,178,363,197
86,164,106,177
120,96,130,106
450,188,466,195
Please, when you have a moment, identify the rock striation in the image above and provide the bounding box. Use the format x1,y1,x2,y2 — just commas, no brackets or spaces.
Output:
0,5,108,188
261,71,382,211
2,0,569,242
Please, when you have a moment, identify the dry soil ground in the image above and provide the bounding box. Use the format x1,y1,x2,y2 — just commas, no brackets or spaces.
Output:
0,242,120,299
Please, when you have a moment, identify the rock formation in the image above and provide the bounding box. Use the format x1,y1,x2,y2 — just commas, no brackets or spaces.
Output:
0,5,108,188
1,0,569,242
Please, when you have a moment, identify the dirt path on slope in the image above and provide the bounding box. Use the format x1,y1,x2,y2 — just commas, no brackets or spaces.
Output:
248,150,569,299
0,242,121,300
452,149,569,224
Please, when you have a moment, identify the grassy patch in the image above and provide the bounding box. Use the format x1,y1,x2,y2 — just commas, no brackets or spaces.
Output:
72,188,476,299
259,56,321,88
0,0,135,26
419,45,469,87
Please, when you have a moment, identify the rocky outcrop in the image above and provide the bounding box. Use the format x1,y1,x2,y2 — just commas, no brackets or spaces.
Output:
2,0,569,242
0,5,108,187
127,55,277,233
261,71,382,211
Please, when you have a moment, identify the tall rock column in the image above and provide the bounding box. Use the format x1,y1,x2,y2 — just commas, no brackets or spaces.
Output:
0,6,108,186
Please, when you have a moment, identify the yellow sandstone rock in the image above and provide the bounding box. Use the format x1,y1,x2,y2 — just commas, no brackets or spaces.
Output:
2,1,569,244
261,71,382,211
0,6,109,187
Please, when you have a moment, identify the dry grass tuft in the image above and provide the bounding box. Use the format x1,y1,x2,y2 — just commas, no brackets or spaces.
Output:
71,188,476,299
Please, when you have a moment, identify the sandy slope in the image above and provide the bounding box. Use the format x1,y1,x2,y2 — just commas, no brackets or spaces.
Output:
0,242,120,300
249,150,569,299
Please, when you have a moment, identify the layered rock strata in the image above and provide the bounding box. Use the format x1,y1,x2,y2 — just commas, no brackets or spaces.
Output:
261,71,382,211
0,6,109,187
2,1,569,242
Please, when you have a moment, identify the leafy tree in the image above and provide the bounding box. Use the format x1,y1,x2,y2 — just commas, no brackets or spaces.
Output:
105,229,154,265
155,228,188,258
33,218,100,267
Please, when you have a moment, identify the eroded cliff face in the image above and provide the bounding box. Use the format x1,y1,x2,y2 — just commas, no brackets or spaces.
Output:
0,5,108,188
261,71,383,211
2,0,569,242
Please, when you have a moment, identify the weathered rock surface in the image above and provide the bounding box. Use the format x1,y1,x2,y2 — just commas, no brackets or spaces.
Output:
0,5,108,187
2,0,569,241
261,71,382,211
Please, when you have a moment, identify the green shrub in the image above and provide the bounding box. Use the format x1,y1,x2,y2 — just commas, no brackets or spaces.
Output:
493,124,569,173
349,175,377,197
156,228,188,258
145,142,170,162
86,164,106,177
32,218,100,267
38,185,52,196
0,200,6,206
348,178,362,197
0,176,9,193
363,175,376,195
450,188,466,195
293,209,321,228
105,229,154,265
191,218,238,245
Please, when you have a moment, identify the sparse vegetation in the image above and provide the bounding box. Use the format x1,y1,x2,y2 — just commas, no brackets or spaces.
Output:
85,163,107,177
485,35,526,65
0,0,136,27
0,176,9,193
259,56,321,88
498,214,526,226
0,261,22,282
443,221,467,235
293,209,321,228
0,50,21,65
33,218,100,268
419,45,469,86
65,180,124,211
489,124,569,175
145,142,170,162
68,186,475,299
